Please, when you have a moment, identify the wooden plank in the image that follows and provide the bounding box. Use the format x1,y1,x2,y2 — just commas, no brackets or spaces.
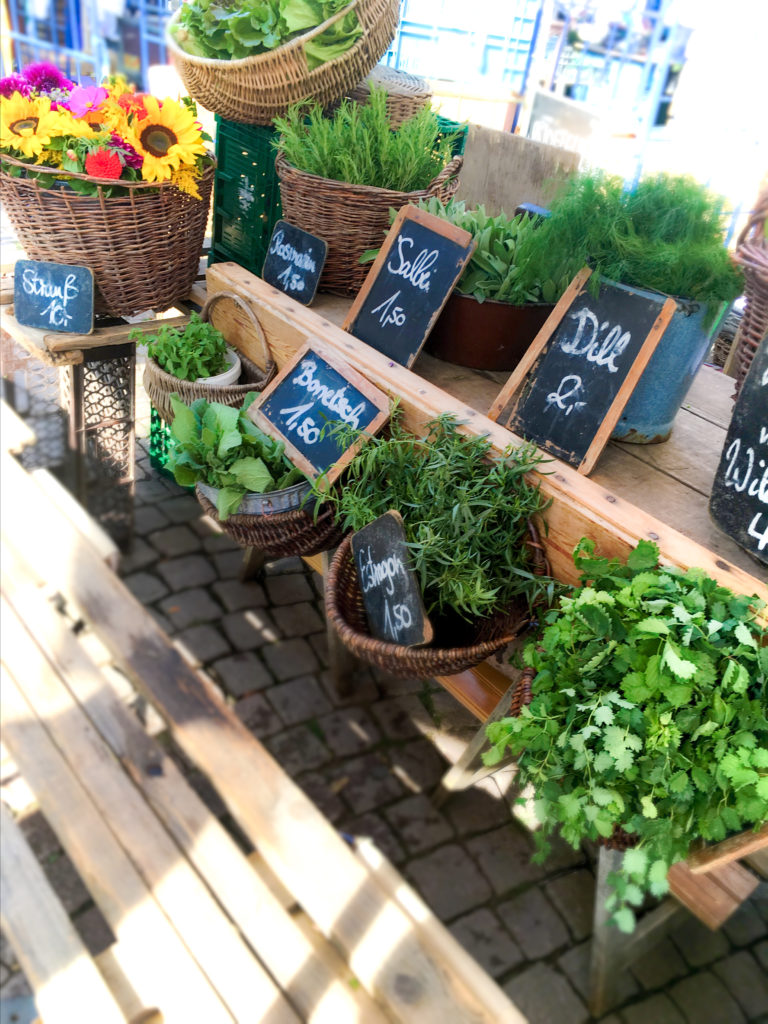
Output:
0,668,235,1024
0,802,127,1024
1,542,385,1024
43,314,191,353
667,861,744,930
354,837,525,1023
1,313,83,366
1,400,36,452
0,591,296,1024
205,263,767,607
745,849,768,878
434,663,510,722
29,467,119,570
686,824,768,874
707,862,761,905
682,364,736,430
1,456,514,1024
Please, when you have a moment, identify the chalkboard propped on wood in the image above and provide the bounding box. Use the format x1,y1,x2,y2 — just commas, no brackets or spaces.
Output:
709,338,768,565
248,338,390,489
14,260,94,335
351,510,433,647
343,205,476,368
488,267,677,474
262,220,327,305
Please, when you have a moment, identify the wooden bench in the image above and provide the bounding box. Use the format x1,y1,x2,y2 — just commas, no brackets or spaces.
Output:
0,442,526,1023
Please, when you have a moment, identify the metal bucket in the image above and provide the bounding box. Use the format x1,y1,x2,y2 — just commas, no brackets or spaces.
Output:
198,478,312,516
611,294,727,444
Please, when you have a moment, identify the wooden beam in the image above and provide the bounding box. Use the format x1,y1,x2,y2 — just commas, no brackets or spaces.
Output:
29,468,119,570
686,824,768,874
667,860,757,930
0,802,126,1024
205,263,767,607
0,452,517,1024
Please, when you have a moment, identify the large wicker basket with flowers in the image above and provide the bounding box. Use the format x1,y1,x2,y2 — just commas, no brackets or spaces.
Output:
0,66,214,318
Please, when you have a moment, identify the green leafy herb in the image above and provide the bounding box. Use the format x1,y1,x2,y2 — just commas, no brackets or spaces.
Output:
273,88,459,193
135,313,230,382
313,408,554,620
171,0,361,66
485,538,768,931
167,393,306,518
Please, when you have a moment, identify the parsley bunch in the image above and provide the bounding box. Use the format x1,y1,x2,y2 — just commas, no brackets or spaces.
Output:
138,313,230,382
486,538,768,931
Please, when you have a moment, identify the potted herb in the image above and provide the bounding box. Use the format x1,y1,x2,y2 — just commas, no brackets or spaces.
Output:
485,537,768,932
167,393,307,520
514,170,745,441
320,410,557,676
272,89,463,294
141,312,241,387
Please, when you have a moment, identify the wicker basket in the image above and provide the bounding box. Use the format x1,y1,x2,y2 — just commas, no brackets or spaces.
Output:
347,64,432,127
196,487,347,558
275,151,463,295
166,0,399,125
732,188,768,396
324,521,549,677
143,291,276,423
0,155,213,318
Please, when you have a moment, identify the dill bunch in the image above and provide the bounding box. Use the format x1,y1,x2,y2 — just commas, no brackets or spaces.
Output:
273,88,458,192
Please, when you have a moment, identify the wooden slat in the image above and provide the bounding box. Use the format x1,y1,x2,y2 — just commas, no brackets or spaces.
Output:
0,454,517,1024
0,668,234,1024
1,540,385,1024
0,802,127,1024
686,823,768,874
205,263,767,608
29,467,119,570
0,588,299,1024
0,313,83,365
667,860,749,930
1,400,36,453
42,314,191,354
435,663,510,722
745,849,768,878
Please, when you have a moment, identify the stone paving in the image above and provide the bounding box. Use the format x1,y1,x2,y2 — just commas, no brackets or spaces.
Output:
1,375,767,1024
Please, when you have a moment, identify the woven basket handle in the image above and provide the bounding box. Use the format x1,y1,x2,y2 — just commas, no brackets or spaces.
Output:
426,155,464,193
736,188,768,250
202,291,276,382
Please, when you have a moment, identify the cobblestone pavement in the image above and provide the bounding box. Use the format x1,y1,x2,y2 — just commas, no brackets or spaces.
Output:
1,375,767,1024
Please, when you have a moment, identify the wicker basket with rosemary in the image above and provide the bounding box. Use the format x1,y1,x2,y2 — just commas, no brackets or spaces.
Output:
165,0,399,125
0,155,214,318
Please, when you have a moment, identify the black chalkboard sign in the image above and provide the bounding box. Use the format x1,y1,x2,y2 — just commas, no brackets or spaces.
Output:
343,206,475,368
488,268,677,474
351,511,433,647
14,259,94,334
262,220,327,305
709,338,768,565
248,339,390,487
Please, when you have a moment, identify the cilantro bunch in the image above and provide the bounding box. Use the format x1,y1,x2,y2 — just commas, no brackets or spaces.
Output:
168,393,306,519
486,538,768,931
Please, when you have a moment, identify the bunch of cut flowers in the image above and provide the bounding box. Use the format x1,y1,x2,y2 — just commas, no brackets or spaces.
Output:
0,62,212,197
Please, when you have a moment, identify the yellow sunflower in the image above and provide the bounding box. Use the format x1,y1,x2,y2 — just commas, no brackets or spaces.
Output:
0,93,69,159
126,96,206,183
52,107,97,140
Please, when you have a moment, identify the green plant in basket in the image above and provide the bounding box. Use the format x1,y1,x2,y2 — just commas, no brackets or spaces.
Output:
134,313,230,382
167,392,306,519
313,408,555,623
484,537,768,932
273,88,459,192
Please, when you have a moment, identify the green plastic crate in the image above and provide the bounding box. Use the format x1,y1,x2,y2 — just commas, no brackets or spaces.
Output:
436,115,468,158
209,117,283,276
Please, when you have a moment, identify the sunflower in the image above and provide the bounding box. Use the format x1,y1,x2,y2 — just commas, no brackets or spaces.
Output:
52,105,97,140
0,92,68,159
125,96,206,183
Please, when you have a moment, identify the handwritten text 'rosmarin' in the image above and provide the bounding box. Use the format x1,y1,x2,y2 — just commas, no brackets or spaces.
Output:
269,230,317,273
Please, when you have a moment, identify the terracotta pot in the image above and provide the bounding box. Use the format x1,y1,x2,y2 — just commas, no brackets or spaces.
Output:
425,292,554,371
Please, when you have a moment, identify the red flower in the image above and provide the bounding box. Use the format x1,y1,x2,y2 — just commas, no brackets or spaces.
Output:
85,148,122,179
118,92,148,120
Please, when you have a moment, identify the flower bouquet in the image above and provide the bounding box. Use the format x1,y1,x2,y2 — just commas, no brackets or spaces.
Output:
0,63,215,317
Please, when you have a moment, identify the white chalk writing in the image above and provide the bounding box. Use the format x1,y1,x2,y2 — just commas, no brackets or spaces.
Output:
560,308,631,373
546,374,587,416
387,235,438,292
22,266,80,328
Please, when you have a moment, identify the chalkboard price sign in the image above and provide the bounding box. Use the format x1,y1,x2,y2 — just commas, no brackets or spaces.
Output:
709,339,768,565
262,220,327,305
351,511,433,647
14,259,94,335
488,268,677,474
248,339,390,487
343,205,475,368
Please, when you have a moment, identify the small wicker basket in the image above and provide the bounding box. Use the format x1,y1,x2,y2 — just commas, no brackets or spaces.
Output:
324,521,549,677
275,152,463,295
196,487,347,558
143,291,276,423
732,188,768,396
166,0,399,125
347,64,432,127
0,156,213,318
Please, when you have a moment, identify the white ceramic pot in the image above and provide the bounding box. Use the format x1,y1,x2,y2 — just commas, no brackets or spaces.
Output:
197,347,241,387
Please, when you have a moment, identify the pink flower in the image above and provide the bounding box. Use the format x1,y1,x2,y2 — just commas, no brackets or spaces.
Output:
23,61,73,94
65,84,108,118
0,74,31,98
109,132,143,171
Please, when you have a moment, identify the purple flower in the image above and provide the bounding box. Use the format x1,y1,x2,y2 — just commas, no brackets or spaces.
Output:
0,73,31,98
65,84,108,118
109,132,143,171
23,61,73,94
